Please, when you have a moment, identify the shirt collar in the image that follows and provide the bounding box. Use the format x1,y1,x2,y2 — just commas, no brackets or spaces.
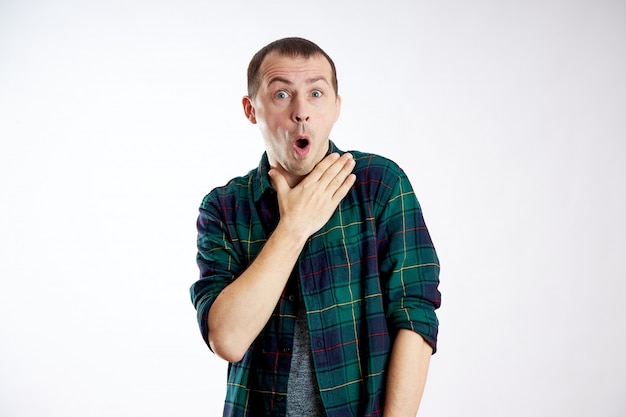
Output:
252,140,342,203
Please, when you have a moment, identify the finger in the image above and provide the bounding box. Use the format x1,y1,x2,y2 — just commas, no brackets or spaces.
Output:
321,153,355,191
269,168,290,195
303,152,340,183
331,173,357,203
312,152,352,187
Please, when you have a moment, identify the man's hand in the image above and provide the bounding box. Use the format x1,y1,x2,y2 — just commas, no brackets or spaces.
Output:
208,152,356,362
269,152,356,239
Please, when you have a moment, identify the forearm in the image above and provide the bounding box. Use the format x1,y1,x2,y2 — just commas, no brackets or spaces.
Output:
207,221,309,362
207,152,356,363
383,329,432,417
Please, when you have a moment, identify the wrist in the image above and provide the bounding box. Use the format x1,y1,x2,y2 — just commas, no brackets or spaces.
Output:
273,219,311,249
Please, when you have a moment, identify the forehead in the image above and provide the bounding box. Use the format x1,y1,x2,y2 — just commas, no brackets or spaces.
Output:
259,52,333,85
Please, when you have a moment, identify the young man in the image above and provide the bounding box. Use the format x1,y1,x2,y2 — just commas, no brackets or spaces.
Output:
190,37,441,417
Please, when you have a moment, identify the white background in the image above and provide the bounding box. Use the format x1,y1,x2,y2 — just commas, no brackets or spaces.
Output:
1,1,625,416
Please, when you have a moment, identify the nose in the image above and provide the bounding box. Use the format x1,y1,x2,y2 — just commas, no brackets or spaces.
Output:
292,97,310,123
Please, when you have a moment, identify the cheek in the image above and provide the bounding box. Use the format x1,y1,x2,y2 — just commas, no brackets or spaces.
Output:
257,113,283,133
322,111,339,130
333,103,341,121
262,111,287,129
318,102,340,123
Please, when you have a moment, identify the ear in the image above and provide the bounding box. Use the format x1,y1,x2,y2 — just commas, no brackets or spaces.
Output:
242,96,257,124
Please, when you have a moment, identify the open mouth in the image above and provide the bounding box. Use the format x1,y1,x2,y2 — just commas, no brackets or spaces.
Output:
295,138,309,149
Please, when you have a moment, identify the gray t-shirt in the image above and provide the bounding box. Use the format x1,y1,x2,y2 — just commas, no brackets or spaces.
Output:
286,280,326,417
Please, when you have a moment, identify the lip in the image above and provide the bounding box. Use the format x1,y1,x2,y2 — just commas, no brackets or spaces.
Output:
292,135,311,158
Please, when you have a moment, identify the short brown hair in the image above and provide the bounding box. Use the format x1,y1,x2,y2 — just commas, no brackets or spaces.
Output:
247,37,338,98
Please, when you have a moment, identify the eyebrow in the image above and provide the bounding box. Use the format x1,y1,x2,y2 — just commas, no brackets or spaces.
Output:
267,76,330,88
267,76,292,87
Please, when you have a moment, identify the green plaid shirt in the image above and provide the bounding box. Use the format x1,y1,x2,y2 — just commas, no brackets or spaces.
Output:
191,142,441,417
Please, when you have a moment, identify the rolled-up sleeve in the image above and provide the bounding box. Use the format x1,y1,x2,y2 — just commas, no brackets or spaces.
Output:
378,170,441,353
190,193,242,350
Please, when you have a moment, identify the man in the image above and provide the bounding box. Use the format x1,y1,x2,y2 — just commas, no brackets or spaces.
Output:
190,37,440,417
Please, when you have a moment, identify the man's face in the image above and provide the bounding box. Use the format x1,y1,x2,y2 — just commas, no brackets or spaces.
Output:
244,52,341,186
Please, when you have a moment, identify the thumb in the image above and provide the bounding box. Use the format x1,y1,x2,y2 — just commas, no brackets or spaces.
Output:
269,168,290,194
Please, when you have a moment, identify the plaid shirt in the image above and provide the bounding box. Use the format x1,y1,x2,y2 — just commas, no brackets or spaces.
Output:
190,142,441,417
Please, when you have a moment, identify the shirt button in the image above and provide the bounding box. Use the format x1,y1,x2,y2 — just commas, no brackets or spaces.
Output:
281,347,291,353
275,394,285,402
312,336,323,348
288,294,295,302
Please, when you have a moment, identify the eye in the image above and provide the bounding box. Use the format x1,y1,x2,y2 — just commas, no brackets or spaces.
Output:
311,89,323,98
276,90,289,99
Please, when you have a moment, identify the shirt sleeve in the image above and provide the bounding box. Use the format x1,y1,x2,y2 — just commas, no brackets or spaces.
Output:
377,167,441,353
189,192,243,351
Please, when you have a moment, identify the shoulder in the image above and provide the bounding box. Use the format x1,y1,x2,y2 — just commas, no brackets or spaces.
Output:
199,168,257,211
341,149,414,215
348,149,408,190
